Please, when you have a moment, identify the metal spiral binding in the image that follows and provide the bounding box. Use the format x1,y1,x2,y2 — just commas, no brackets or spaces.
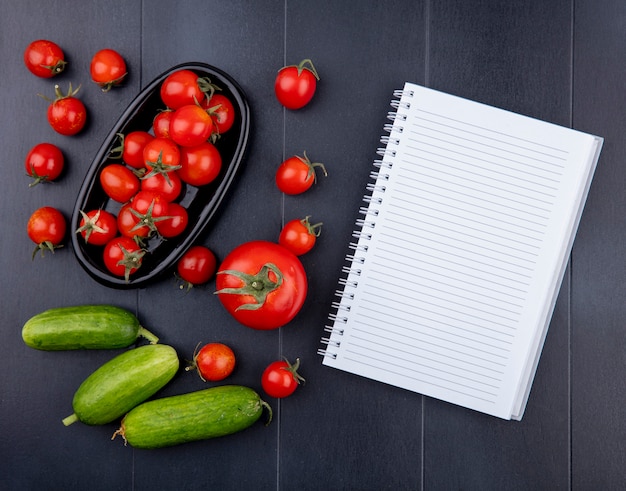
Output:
360,206,379,217
380,135,401,146
321,86,408,360
341,265,362,276
332,300,351,312
348,242,368,252
383,123,403,134
355,218,376,229
363,195,383,205
351,230,372,241
324,325,345,335
376,147,396,157
366,183,386,193
369,170,389,181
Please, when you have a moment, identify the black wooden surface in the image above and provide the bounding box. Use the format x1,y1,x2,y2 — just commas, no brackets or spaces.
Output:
1,1,624,489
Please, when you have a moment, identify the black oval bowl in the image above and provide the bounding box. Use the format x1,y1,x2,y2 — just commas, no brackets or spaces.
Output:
71,62,250,289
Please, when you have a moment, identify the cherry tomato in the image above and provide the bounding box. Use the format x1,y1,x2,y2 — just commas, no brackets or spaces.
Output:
143,137,181,181
90,48,127,92
169,104,215,147
215,241,307,330
130,190,170,236
261,358,305,398
99,163,140,203
279,216,323,256
43,83,87,136
25,142,64,187
274,59,319,110
24,39,66,78
141,171,183,202
187,343,235,382
275,152,327,195
152,110,173,138
27,206,66,259
112,131,154,169
202,93,235,134
76,209,118,246
177,142,222,186
160,69,207,109
156,202,188,238
117,202,149,240
103,236,145,282
176,245,217,289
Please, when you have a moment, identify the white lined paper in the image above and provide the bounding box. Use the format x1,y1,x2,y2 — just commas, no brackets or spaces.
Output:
321,83,603,420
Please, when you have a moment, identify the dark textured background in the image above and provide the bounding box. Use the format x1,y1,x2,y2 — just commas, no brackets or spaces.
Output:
1,1,624,489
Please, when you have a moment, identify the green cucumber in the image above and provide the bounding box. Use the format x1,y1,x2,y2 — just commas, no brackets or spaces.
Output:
62,344,179,426
114,385,272,448
22,304,158,350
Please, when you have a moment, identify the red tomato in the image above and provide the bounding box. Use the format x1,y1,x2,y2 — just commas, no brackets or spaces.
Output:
261,358,305,398
177,142,222,186
188,343,235,382
90,49,127,92
156,202,188,238
176,245,217,289
25,142,64,187
112,131,154,169
215,241,307,330
275,152,327,195
130,190,170,236
76,209,118,246
103,236,145,282
27,206,66,259
274,59,319,110
169,104,215,147
202,93,235,134
279,216,323,256
152,110,173,138
99,163,140,203
141,171,183,202
143,137,181,181
160,69,206,109
44,83,87,136
117,202,149,240
24,39,66,78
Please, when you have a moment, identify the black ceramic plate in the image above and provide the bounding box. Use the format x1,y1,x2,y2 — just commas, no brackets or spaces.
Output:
71,62,250,289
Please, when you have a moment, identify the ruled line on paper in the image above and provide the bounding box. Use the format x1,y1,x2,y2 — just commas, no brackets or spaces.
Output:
352,316,511,360
354,297,515,346
414,108,570,159
347,337,503,387
341,350,500,402
405,135,563,188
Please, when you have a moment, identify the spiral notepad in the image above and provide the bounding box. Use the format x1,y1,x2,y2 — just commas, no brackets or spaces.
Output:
319,82,603,420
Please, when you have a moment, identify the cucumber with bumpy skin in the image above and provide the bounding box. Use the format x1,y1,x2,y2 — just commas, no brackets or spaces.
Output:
113,385,272,448
62,344,179,426
22,305,158,350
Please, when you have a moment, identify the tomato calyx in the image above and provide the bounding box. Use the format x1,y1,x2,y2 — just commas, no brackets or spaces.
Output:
300,215,323,237
39,82,81,103
143,150,181,185
42,59,67,76
196,76,221,101
298,151,328,182
32,240,63,260
215,262,284,311
129,200,172,237
288,58,320,80
75,209,107,243
116,244,146,282
281,357,306,385
26,163,52,187
98,73,127,93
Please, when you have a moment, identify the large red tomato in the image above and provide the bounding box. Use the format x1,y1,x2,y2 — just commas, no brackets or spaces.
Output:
215,241,307,330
